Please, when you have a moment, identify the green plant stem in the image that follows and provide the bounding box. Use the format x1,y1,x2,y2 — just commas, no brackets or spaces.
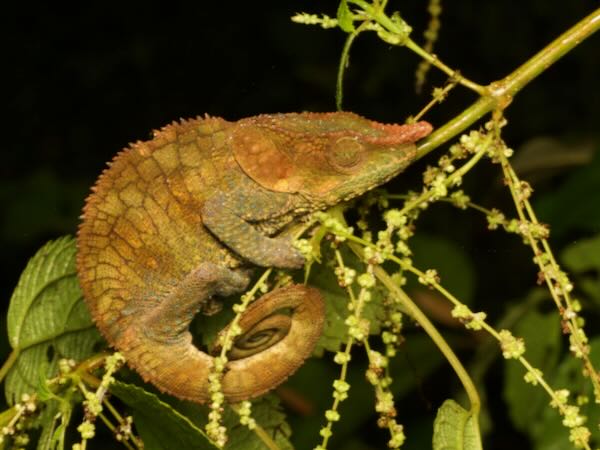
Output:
416,97,489,159
75,352,110,389
348,0,485,94
516,355,592,450
103,397,144,449
317,248,357,450
250,423,280,450
414,80,456,121
229,403,281,450
499,154,600,401
0,405,18,427
0,349,19,383
336,23,368,111
397,140,490,217
469,291,546,388
218,269,272,360
372,266,481,414
96,412,137,450
335,203,482,440
416,7,600,159
387,193,505,220
405,40,486,94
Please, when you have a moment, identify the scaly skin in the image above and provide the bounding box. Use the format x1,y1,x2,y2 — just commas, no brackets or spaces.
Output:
76,112,432,403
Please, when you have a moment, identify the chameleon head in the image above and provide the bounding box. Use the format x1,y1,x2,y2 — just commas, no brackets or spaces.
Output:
232,111,432,205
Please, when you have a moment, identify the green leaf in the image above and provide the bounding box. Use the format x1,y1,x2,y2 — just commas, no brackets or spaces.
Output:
409,233,475,305
561,233,600,303
112,382,293,450
503,309,561,432
562,233,600,272
336,0,355,32
528,337,600,449
172,395,294,450
110,381,217,450
35,386,71,450
192,301,234,349
432,399,481,450
5,236,103,405
225,396,293,450
535,148,600,239
36,406,58,450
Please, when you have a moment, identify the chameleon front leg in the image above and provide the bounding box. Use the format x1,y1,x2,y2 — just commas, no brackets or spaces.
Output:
118,190,317,402
142,262,251,342
201,192,305,269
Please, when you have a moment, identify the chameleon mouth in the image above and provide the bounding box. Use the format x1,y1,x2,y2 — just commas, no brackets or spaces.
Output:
339,168,401,203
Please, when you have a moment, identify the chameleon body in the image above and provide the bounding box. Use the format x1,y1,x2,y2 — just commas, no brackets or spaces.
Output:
76,112,432,403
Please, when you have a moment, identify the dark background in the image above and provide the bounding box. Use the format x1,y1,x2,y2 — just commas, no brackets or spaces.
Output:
1,1,599,449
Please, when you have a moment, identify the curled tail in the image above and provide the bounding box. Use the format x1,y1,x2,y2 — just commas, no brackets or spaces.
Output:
113,283,324,403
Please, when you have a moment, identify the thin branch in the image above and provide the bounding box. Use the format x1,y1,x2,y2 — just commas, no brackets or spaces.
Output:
417,7,600,159
0,350,19,383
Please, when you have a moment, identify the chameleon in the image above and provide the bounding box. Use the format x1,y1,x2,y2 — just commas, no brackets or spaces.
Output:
76,112,432,403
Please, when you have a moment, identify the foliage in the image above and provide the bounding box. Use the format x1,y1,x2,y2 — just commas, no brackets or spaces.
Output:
4,236,102,406
432,400,480,450
1,2,599,449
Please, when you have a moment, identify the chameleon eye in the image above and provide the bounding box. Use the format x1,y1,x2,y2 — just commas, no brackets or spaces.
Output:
327,136,365,171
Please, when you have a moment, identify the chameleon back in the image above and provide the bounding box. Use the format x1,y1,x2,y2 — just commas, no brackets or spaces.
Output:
77,117,239,343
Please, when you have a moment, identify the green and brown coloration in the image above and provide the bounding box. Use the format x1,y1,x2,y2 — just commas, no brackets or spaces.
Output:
76,112,432,403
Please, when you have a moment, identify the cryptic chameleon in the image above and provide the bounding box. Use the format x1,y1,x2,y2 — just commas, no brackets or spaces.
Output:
76,112,432,403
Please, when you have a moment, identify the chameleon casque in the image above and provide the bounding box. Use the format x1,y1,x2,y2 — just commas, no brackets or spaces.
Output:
76,112,432,403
